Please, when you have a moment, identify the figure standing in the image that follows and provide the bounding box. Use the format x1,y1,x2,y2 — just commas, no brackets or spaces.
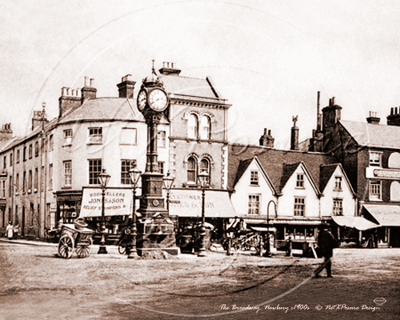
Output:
6,221,13,240
314,225,337,278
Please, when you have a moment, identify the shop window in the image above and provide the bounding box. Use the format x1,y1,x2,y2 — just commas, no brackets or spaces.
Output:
88,127,102,144
64,161,72,187
369,152,382,167
248,195,260,214
334,176,342,191
296,173,304,188
250,170,259,185
390,181,400,201
294,197,305,216
333,198,343,216
89,159,102,185
200,115,211,140
188,114,198,139
64,129,73,146
120,128,137,145
187,157,197,183
369,180,381,201
121,160,136,184
158,131,166,148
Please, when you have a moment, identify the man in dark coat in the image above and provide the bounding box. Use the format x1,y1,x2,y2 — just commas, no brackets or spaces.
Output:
314,225,337,278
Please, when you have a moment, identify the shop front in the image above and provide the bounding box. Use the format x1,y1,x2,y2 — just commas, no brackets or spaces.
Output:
56,191,83,225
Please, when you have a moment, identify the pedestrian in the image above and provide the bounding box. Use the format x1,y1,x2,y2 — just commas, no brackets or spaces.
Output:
314,225,337,278
13,223,19,240
6,221,14,240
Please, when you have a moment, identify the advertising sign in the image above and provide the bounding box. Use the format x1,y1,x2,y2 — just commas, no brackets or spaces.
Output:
79,187,132,218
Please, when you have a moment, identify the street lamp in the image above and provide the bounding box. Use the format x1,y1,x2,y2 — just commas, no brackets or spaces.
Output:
197,169,209,257
264,200,276,257
127,167,141,259
163,171,175,211
97,168,111,254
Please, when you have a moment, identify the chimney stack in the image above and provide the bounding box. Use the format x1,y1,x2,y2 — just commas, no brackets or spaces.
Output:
322,96,342,130
0,123,13,141
81,76,97,103
387,107,400,126
117,74,136,98
366,111,380,124
159,61,181,76
259,128,274,148
32,102,48,131
58,86,81,118
290,115,299,151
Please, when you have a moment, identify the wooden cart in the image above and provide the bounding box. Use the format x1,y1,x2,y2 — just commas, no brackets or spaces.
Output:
58,224,94,259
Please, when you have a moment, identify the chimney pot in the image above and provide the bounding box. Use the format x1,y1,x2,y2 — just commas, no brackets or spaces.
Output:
84,76,89,87
264,128,267,135
90,78,94,87
268,129,271,135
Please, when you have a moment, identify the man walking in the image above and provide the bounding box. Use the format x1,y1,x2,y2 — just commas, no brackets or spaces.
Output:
314,225,337,278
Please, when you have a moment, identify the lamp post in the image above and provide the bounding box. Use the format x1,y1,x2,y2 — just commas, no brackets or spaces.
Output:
264,200,276,257
97,169,111,254
127,168,141,259
197,170,209,257
163,171,175,211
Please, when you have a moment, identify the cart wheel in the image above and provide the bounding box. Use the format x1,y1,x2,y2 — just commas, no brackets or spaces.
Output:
118,239,127,255
58,235,74,259
76,239,93,258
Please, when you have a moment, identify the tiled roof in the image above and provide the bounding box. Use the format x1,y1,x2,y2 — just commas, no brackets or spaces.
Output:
58,98,145,124
228,144,337,191
160,75,218,99
279,162,300,191
319,164,338,192
233,158,253,187
340,120,400,148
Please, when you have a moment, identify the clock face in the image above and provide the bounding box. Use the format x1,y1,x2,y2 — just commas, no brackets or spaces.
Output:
137,90,147,111
149,89,168,112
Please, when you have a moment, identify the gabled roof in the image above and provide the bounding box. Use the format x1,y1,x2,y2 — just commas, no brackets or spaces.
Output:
58,98,145,124
319,163,356,196
233,156,278,195
228,144,337,192
340,120,400,149
279,161,321,196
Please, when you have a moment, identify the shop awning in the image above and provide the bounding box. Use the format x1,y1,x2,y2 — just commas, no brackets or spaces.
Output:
363,205,400,227
332,215,378,231
168,189,237,218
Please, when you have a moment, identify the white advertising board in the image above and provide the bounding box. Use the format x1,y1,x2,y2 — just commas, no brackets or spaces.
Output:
79,187,132,218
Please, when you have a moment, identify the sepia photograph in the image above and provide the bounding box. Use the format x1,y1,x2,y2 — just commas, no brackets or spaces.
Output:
0,1,399,319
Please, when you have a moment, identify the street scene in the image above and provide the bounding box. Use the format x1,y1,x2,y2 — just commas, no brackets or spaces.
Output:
1,240,399,319
2,1,400,319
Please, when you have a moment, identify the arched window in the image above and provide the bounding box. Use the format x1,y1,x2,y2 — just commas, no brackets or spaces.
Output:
188,114,198,139
388,152,400,168
200,115,211,140
187,157,197,183
390,181,400,201
200,158,210,185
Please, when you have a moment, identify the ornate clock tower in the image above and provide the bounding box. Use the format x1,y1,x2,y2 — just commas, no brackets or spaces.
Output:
136,66,177,252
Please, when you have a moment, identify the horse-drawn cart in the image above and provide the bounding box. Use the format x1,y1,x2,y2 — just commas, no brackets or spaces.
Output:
58,222,94,259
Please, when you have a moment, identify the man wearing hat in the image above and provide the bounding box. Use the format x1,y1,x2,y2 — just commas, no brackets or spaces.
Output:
314,224,337,278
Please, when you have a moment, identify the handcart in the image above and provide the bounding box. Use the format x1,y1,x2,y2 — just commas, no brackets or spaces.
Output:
58,221,94,259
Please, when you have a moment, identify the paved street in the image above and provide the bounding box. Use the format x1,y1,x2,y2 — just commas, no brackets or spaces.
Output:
0,239,399,320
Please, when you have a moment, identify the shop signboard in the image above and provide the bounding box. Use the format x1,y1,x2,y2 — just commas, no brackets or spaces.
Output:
79,187,132,218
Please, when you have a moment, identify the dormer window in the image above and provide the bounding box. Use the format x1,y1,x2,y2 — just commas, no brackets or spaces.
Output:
250,170,259,185
334,176,342,191
296,173,304,188
369,152,382,167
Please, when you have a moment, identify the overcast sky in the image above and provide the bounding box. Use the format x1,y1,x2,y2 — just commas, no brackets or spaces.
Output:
1,0,400,149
